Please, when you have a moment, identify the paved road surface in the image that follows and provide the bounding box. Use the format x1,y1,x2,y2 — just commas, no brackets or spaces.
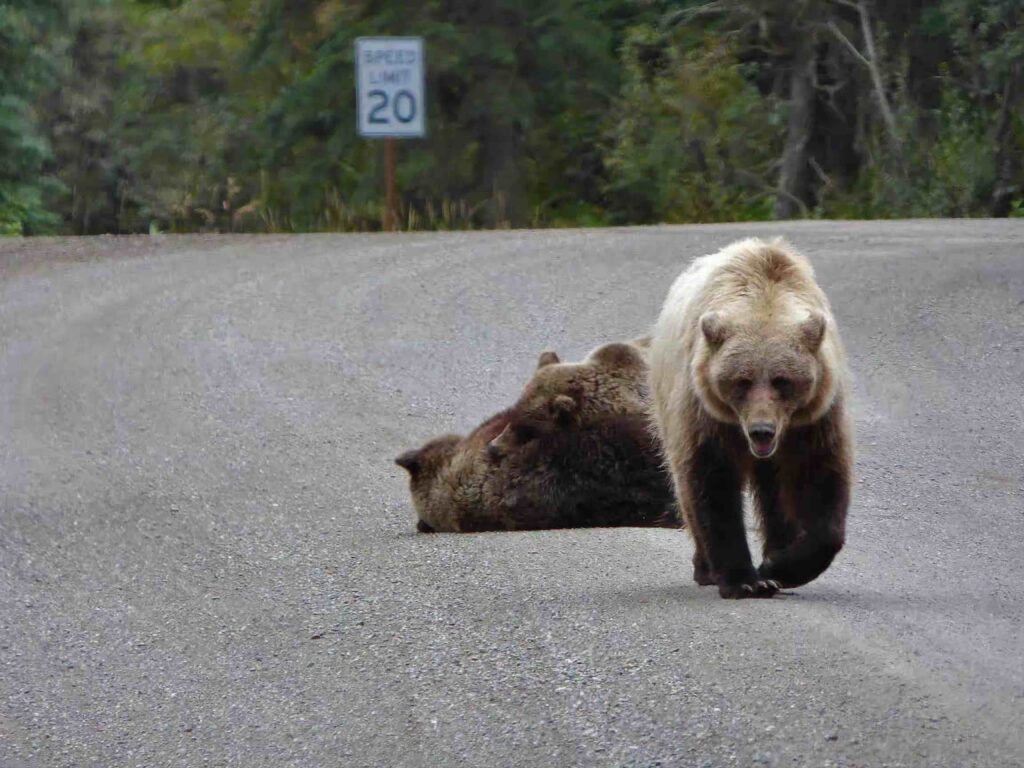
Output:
2,221,1023,767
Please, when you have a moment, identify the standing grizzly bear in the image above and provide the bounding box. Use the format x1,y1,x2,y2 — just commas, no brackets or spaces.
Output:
649,238,852,599
397,341,679,532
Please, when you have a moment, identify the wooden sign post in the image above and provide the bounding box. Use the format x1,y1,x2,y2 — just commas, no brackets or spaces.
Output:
384,137,397,231
355,37,426,232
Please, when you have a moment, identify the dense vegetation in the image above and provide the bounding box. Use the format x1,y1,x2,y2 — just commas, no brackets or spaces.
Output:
1,0,1022,235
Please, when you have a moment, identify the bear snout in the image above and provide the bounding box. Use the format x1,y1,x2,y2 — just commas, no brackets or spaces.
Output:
745,421,778,458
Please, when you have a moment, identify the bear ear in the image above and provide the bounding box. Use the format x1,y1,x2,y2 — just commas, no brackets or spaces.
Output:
536,351,561,369
800,311,827,351
700,312,730,345
395,449,422,474
588,342,644,371
551,394,579,426
487,424,512,461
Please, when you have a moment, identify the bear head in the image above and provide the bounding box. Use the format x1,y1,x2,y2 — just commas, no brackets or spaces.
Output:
487,342,648,459
395,433,462,530
696,307,830,459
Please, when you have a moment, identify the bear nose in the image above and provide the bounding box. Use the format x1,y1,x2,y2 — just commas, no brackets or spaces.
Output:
748,422,776,441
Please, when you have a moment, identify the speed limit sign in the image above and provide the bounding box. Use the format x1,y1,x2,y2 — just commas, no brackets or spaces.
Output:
355,37,425,138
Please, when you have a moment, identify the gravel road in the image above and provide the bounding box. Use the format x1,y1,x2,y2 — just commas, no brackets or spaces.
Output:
1,221,1022,767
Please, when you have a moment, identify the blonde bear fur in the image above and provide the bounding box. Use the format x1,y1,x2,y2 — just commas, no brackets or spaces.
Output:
649,238,852,598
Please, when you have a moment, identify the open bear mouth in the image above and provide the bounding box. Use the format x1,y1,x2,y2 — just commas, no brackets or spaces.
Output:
748,436,777,458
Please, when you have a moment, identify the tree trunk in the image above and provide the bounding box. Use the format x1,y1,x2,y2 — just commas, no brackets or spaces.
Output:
826,2,901,154
481,118,526,228
775,35,816,219
855,1,900,153
990,68,1019,217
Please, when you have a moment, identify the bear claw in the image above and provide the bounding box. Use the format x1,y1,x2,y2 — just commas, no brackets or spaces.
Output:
719,579,779,599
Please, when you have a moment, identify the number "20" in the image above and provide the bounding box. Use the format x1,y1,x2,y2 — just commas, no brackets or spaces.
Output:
368,89,417,124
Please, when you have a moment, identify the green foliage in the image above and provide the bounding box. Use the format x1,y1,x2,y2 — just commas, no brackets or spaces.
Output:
1,0,1023,232
821,87,996,218
111,0,262,232
247,0,625,230
0,1,62,234
604,27,777,224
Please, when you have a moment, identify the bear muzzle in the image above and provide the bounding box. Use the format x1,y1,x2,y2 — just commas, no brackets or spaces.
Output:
745,421,778,459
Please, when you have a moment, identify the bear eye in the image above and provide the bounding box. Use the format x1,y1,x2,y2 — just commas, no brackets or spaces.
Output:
734,378,752,393
771,377,792,395
514,424,539,442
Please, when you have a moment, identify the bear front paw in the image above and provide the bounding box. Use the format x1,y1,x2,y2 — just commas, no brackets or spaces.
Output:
757,560,796,589
718,579,780,599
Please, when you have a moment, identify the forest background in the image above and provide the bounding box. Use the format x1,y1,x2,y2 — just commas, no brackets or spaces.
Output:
1,0,1022,235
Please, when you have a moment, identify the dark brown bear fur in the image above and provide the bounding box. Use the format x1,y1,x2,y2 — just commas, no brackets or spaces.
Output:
396,342,679,532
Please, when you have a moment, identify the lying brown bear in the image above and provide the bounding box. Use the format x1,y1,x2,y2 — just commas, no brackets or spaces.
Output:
395,341,679,532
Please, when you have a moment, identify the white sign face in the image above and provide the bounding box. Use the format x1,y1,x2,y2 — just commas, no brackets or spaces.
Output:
355,37,425,138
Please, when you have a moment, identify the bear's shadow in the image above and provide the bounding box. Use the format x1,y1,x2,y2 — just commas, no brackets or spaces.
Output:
585,582,946,612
